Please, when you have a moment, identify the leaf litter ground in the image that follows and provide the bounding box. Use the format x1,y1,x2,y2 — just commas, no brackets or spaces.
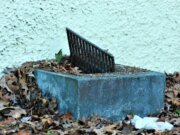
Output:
0,59,179,135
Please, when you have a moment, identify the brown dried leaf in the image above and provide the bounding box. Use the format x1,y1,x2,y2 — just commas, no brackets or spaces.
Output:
156,117,165,122
0,100,9,110
49,97,57,110
0,118,16,126
62,112,73,122
7,80,19,91
174,72,180,82
41,115,53,126
24,121,36,128
171,117,180,126
173,90,179,97
19,77,30,101
174,84,180,90
121,122,134,134
0,77,13,93
167,98,180,106
81,116,86,124
166,92,174,99
93,128,104,135
5,74,19,92
167,127,180,135
14,130,31,135
0,91,15,102
104,124,117,133
5,107,26,119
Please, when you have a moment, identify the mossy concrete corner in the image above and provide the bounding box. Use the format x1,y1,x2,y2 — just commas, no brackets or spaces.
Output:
34,69,165,120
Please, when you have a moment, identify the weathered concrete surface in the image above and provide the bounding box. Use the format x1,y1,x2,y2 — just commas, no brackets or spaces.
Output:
35,69,165,120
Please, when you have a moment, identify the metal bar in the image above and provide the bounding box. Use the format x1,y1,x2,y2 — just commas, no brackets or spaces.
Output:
66,28,115,73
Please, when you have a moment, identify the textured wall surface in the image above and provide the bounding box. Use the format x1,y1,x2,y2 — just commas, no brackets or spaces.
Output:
0,0,180,76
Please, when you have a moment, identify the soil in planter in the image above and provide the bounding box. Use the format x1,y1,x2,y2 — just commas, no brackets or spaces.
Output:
30,56,147,75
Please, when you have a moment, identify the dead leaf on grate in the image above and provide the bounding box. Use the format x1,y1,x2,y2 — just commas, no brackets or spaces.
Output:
69,67,82,74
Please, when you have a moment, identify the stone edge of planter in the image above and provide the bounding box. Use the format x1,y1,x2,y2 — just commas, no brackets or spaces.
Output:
34,69,166,120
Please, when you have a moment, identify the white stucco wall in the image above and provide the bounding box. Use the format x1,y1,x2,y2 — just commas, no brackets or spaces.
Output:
0,0,180,76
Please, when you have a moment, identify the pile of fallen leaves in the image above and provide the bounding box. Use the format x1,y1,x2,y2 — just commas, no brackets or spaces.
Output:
0,59,179,135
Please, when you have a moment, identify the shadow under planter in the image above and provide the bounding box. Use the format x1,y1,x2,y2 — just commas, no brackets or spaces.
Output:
34,66,165,121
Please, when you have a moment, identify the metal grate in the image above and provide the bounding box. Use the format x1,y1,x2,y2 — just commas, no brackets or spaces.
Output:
66,28,115,73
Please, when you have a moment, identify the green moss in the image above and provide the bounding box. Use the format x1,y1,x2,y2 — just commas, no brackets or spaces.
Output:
55,49,63,64
173,108,180,116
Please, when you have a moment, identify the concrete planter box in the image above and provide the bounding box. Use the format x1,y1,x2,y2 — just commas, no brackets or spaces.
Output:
34,68,165,120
